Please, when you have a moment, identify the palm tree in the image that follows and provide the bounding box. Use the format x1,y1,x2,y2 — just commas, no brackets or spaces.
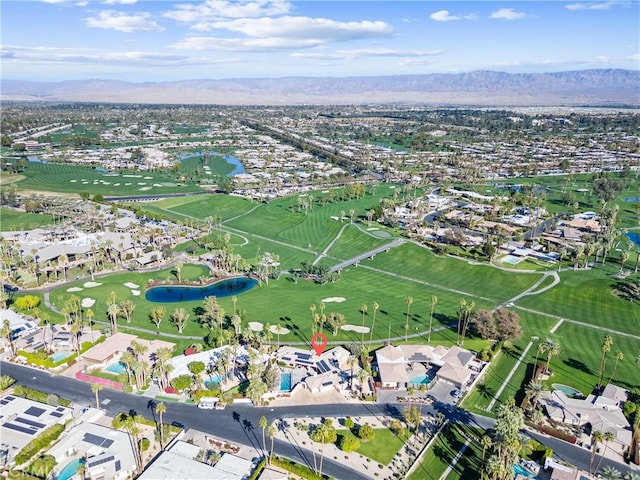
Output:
85,309,95,343
601,465,622,480
480,435,492,469
259,416,268,456
91,383,103,409
608,350,624,384
360,303,367,346
369,301,379,344
107,301,119,334
347,354,358,391
597,335,613,389
1,319,16,358
543,339,561,374
532,340,545,380
155,402,167,450
404,296,413,341
428,295,437,342
309,304,316,334
595,431,615,473
267,423,277,464
524,381,546,411
590,430,604,474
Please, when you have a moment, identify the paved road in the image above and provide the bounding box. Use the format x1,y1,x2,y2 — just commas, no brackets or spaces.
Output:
0,361,372,480
2,364,637,479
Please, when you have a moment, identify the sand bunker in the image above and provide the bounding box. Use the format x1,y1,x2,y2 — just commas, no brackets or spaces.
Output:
124,282,140,288
341,324,370,333
67,287,83,292
83,282,102,288
321,297,346,303
269,325,290,335
132,290,141,296
248,322,264,332
81,298,96,308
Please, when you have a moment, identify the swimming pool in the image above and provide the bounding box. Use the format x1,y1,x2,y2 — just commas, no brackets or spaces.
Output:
513,463,540,479
280,372,292,391
204,374,223,387
104,362,127,375
51,351,72,363
409,373,433,385
501,254,524,265
552,383,583,398
56,458,85,480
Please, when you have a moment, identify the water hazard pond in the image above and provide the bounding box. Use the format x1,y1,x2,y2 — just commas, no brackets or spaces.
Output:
145,277,258,303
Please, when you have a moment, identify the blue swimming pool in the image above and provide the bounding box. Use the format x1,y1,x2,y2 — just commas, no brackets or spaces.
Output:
56,458,85,480
501,254,524,265
205,374,223,387
409,372,434,385
105,362,127,375
513,463,540,479
280,372,292,391
51,351,72,363
627,231,640,247
552,383,583,398
145,277,258,303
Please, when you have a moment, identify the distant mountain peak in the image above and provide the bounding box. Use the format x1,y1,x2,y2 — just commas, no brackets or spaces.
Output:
2,69,638,106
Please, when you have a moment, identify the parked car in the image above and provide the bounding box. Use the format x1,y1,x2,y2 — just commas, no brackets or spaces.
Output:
450,389,462,398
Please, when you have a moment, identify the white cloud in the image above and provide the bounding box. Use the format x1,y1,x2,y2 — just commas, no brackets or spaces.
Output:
172,16,392,51
291,48,443,61
430,10,460,22
163,0,291,23
84,10,164,32
565,1,620,10
103,0,138,4
490,8,526,20
0,44,239,68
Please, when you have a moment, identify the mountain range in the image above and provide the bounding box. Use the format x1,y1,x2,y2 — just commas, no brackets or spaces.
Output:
2,69,639,106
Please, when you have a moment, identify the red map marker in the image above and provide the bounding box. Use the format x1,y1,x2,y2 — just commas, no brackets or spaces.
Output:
310,333,328,356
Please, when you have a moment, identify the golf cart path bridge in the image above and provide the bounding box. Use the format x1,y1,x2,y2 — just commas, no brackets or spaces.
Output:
330,238,405,273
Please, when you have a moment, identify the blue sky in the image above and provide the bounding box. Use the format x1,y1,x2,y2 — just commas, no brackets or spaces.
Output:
1,0,638,82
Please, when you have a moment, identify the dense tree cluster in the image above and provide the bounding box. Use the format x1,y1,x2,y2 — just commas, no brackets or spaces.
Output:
472,308,523,342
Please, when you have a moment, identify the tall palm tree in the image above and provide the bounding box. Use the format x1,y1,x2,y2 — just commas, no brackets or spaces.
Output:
259,416,268,456
360,303,367,346
589,430,604,474
428,295,437,342
107,301,119,334
608,350,624,385
480,435,492,469
532,340,545,380
1,319,16,358
369,301,379,344
309,304,317,334
347,355,358,391
404,296,413,341
543,339,561,374
595,431,615,473
267,423,277,464
91,383,103,409
597,335,613,389
155,402,167,450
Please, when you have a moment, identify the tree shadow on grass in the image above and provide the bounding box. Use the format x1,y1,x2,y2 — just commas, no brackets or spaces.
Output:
563,358,593,375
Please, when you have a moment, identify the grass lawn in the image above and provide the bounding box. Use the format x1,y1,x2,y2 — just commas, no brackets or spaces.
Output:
0,207,56,230
13,161,204,196
366,243,542,303
407,424,483,480
516,266,640,335
331,427,409,465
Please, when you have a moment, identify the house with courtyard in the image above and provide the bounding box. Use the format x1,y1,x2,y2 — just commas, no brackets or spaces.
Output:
374,344,483,391
540,383,632,453
48,420,137,480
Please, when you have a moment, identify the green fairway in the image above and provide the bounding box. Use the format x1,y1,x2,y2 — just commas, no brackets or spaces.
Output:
0,207,55,230
516,266,640,335
365,242,542,303
13,161,203,196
